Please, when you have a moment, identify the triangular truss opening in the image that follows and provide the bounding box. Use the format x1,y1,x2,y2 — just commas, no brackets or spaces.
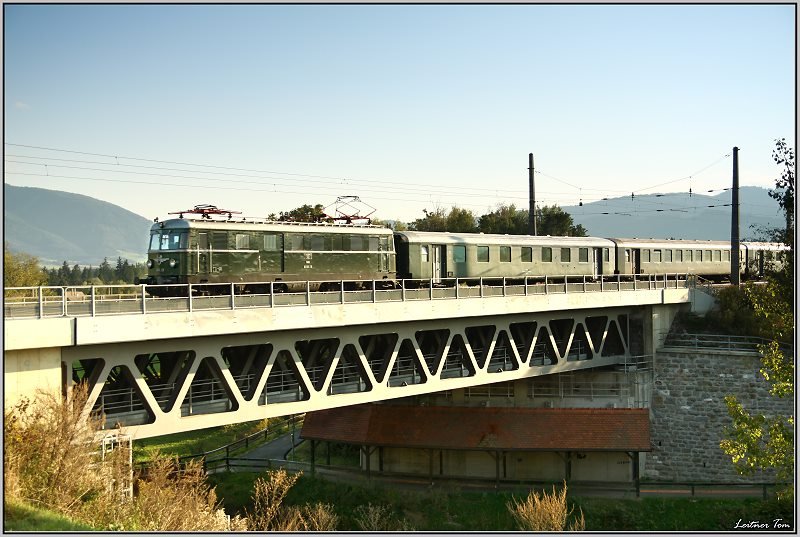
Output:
71,357,105,391
388,338,427,387
531,326,558,366
133,351,195,412
92,365,155,427
509,322,537,366
548,319,575,359
487,330,519,373
585,316,609,355
566,323,593,361
262,350,310,404
359,333,398,383
602,320,627,357
441,334,475,379
295,338,340,392
415,329,450,376
221,344,273,401
329,344,372,394
464,325,496,370
180,357,239,416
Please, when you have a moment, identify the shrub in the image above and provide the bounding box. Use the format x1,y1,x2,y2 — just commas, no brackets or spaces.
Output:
507,482,585,531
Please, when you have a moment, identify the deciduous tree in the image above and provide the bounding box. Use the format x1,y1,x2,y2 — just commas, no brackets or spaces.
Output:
4,243,47,287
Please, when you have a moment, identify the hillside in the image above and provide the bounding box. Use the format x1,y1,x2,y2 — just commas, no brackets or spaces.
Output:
4,185,152,266
567,187,783,240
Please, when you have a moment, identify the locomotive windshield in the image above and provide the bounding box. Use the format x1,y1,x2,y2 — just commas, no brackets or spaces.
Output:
149,231,188,251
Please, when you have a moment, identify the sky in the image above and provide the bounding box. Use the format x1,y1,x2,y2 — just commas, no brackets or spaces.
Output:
3,4,796,224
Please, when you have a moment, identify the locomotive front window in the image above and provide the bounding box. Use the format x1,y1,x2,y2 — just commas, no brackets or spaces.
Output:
150,231,187,250
521,247,532,263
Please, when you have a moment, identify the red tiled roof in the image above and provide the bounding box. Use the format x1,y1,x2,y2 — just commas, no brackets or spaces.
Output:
301,404,651,452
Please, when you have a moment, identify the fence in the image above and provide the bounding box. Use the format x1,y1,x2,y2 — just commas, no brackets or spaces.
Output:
661,333,781,353
4,273,690,319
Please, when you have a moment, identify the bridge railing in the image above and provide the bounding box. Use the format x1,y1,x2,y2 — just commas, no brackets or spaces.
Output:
660,333,783,353
4,273,690,320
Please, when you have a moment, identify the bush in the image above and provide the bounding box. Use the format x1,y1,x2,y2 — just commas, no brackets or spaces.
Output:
246,468,338,531
507,482,585,531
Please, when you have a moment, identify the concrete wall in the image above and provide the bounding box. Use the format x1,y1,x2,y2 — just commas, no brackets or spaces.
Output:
4,348,63,407
647,348,793,482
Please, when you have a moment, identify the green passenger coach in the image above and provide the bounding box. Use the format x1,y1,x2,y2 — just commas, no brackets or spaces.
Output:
141,215,396,295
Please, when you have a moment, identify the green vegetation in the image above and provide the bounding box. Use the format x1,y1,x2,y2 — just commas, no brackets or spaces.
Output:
208,471,792,531
4,242,48,287
133,419,270,462
4,497,95,531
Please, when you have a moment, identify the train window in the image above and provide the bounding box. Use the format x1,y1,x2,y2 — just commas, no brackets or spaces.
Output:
695,250,702,262
521,247,532,263
311,235,325,251
288,235,304,251
212,232,227,250
578,248,588,263
421,245,429,262
454,245,466,263
684,250,692,262
235,234,250,249
542,247,553,262
330,235,343,251
653,250,662,263
500,246,511,262
264,234,281,251
349,235,366,251
477,246,489,263
665,249,673,262
704,250,712,262
714,250,721,262
625,249,630,262
642,249,650,263
724,250,730,261
369,236,380,251
561,248,571,263
603,248,609,262
675,250,683,262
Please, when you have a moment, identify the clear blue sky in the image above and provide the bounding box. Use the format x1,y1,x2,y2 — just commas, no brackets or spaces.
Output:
4,4,796,223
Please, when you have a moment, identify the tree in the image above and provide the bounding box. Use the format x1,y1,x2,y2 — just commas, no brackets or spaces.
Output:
720,139,794,501
478,204,528,234
537,205,588,237
409,206,477,232
4,243,48,287
277,204,327,223
477,204,588,236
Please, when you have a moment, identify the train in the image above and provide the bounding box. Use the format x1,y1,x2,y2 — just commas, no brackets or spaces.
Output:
138,205,786,296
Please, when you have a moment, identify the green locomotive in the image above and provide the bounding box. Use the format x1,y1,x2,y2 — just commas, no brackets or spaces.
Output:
139,206,396,295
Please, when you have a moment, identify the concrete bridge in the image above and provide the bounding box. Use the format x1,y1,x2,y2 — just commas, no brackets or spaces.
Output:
4,275,701,439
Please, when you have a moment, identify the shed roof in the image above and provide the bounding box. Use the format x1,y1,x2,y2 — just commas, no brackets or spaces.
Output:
301,404,651,452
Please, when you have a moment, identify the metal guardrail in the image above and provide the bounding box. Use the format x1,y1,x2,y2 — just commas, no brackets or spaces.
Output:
4,273,690,320
661,333,782,353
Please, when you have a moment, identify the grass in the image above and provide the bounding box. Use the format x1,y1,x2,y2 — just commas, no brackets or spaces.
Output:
4,498,95,532
208,471,794,531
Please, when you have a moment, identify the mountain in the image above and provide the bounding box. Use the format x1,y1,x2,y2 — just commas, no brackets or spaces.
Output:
565,187,784,240
4,185,152,266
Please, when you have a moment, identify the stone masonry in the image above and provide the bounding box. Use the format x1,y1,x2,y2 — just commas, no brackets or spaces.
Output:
646,348,793,482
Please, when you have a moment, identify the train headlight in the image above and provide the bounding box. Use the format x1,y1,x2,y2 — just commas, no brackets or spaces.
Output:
146,259,154,269
168,259,178,268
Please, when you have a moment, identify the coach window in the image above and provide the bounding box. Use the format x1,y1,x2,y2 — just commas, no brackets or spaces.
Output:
521,246,533,263
603,248,610,262
642,249,650,263
724,250,730,261
665,249,673,263
675,250,683,262
235,234,250,249
500,246,511,262
653,249,662,263
578,248,589,263
453,245,466,263
561,248,571,263
542,247,553,262
714,250,722,262
705,250,712,262
477,246,490,263
421,245,429,262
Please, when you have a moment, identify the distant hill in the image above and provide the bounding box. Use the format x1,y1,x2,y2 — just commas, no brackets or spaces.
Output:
4,185,152,266
566,187,783,240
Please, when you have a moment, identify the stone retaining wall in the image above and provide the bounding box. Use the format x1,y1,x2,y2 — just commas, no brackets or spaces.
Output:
646,348,793,482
